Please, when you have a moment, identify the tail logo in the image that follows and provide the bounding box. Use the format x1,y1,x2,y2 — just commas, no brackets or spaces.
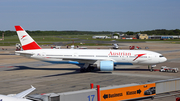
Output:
133,54,146,61
21,35,27,40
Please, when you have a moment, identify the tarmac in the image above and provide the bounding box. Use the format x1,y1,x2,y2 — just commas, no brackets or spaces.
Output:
0,42,180,101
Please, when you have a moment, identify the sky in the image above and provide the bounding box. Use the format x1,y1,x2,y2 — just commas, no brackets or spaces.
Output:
0,0,180,32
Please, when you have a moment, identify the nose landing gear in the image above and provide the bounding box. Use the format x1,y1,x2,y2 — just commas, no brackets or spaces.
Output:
148,65,156,72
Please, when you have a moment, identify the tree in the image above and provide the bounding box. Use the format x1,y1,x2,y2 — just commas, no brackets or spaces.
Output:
126,31,134,35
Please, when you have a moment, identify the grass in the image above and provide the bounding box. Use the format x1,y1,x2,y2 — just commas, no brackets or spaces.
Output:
0,43,17,46
1,35,180,46
67,43,111,46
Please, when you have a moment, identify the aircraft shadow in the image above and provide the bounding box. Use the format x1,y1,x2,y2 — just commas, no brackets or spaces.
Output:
115,68,150,71
5,66,109,78
37,68,150,78
6,66,85,78
4,66,150,78
6,66,149,72
6,66,80,71
41,71,85,78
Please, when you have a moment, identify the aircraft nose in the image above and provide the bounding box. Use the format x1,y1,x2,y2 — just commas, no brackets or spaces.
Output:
161,57,167,63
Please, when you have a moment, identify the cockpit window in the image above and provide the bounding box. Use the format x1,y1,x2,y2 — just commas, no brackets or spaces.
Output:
159,55,164,57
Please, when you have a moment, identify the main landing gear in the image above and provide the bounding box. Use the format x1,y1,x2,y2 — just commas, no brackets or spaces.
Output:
80,67,96,72
80,64,96,72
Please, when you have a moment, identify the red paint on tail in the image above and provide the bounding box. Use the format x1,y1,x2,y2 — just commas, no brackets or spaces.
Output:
22,41,41,50
15,26,24,31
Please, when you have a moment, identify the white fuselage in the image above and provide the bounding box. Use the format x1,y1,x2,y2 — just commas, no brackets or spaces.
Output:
18,49,167,65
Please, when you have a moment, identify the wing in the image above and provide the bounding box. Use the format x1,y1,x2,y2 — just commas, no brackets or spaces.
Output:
14,85,36,98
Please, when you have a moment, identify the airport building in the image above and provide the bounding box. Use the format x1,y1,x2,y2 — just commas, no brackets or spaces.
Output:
136,33,180,40
112,33,120,39
92,36,109,39
137,33,149,39
148,35,180,39
92,33,180,40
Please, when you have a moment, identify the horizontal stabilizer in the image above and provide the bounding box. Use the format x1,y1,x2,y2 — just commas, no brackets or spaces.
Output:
15,51,34,57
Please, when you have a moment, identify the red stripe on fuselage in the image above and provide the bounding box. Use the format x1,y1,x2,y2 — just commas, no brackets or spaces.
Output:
133,54,146,61
15,26,24,31
22,41,41,50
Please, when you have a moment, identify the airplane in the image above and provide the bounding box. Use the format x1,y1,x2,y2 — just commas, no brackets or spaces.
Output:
112,44,119,49
0,86,35,101
14,26,167,72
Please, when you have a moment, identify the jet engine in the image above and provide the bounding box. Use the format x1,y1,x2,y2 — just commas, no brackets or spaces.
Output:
93,61,114,71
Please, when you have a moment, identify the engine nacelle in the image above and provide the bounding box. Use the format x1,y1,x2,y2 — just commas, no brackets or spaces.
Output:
99,61,114,71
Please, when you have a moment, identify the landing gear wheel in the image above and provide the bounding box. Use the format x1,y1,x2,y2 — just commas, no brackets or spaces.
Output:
149,65,156,72
150,68,153,72
151,96,154,100
80,68,86,72
150,67,154,72
86,67,96,72
80,67,95,72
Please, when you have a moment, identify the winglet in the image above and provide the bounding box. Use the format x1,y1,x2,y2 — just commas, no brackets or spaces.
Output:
14,86,36,98
31,85,35,88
